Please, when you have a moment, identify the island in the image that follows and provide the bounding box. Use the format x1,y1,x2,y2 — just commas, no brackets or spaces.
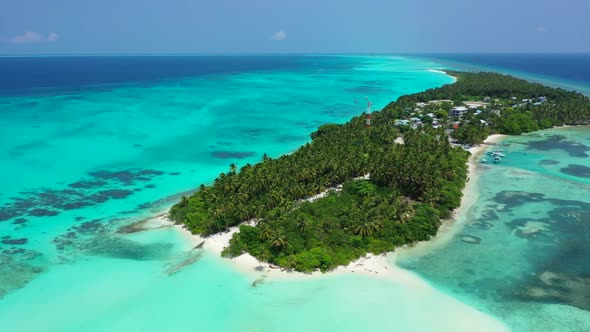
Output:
170,71,590,273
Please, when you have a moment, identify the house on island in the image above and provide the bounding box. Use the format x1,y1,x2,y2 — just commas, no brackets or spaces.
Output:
409,117,422,129
464,101,488,109
451,106,468,117
428,99,454,105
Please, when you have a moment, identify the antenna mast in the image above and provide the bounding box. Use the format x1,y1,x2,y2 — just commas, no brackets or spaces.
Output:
366,99,372,128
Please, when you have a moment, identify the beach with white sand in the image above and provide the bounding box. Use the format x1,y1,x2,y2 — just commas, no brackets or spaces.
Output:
164,134,508,281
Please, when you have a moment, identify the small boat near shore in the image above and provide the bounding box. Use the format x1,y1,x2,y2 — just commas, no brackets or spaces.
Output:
485,149,507,164
487,150,505,157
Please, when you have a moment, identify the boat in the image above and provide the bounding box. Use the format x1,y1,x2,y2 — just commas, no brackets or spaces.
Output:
491,152,505,157
493,156,502,163
480,158,488,163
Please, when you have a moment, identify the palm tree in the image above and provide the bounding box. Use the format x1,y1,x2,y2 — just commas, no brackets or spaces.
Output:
370,220,383,232
234,203,249,221
269,233,287,250
297,215,311,234
237,191,250,204
179,195,189,208
259,224,272,241
212,207,230,230
353,219,374,237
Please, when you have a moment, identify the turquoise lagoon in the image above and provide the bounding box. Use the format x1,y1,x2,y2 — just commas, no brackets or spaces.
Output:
0,55,485,332
0,55,588,331
397,126,590,331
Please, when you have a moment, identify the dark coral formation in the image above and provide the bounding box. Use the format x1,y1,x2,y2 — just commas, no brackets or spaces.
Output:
515,272,590,311
1,237,28,245
12,218,27,224
87,169,164,186
527,135,590,158
561,164,590,178
211,151,256,159
493,191,590,213
28,208,59,217
539,159,560,165
0,247,44,299
68,180,107,189
0,168,164,222
276,135,306,143
52,218,174,261
496,192,590,311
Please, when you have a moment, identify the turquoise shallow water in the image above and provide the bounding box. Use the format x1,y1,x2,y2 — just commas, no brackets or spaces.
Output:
1,55,505,332
1,54,589,331
397,126,590,331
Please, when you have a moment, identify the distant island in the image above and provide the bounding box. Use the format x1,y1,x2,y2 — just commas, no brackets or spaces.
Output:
170,71,590,273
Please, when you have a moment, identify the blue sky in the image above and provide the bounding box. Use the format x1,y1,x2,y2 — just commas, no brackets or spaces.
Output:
0,0,588,54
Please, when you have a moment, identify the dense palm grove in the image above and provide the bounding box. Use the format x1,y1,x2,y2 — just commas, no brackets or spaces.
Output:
170,72,590,272
435,72,589,140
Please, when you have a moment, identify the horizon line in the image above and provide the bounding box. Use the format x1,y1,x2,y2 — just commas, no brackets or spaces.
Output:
1,51,590,58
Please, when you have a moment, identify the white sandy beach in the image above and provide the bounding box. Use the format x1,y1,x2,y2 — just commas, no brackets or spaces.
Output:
167,212,401,281
150,134,509,281
137,134,512,332
428,69,457,82
392,134,508,259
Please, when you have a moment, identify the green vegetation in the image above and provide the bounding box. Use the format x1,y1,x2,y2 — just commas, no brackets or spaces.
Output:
171,71,590,272
405,71,589,143
222,131,468,272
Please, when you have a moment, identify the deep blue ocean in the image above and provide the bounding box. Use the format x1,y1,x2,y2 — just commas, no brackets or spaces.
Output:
2,54,589,97
422,53,590,95
0,56,311,96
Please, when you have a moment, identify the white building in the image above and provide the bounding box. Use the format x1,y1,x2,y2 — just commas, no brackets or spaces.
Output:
451,106,468,117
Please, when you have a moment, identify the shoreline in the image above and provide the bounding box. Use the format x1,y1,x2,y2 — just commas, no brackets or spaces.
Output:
146,134,509,281
392,134,507,260
169,203,401,281
428,69,457,82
